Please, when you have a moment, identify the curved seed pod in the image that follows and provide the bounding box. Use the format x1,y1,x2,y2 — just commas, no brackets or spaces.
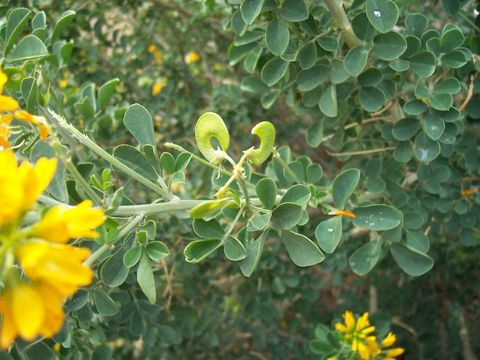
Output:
195,112,230,164
248,121,276,165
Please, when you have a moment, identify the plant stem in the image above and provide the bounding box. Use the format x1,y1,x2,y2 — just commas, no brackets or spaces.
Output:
111,200,204,216
84,214,144,266
46,109,173,201
65,159,103,205
323,0,363,48
327,146,395,157
272,149,302,184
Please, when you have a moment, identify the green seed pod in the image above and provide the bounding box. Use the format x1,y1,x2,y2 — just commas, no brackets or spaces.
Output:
195,112,230,164
189,198,231,219
248,121,276,165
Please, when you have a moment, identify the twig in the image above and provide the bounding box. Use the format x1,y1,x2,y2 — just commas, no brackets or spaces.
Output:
327,146,395,157
459,75,476,111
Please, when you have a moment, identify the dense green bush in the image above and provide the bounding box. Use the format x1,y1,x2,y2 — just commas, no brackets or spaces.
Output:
0,0,478,358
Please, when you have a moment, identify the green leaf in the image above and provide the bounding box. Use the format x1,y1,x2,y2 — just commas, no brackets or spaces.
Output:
243,46,263,73
4,8,31,55
410,51,436,77
175,152,192,171
424,112,445,140
93,289,119,316
184,239,222,263
247,212,271,231
280,184,311,206
9,35,48,62
366,0,399,33
123,104,155,146
137,252,156,303
440,28,464,52
297,65,329,92
299,42,317,69
414,132,441,162
352,205,402,231
352,12,377,42
271,203,303,229
332,168,361,209
358,69,383,87
349,240,382,276
98,78,120,110
240,0,264,25
261,57,289,86
389,59,410,72
101,246,129,287
315,216,342,254
281,230,325,267
406,231,430,252
318,36,338,52
319,84,337,118
160,152,176,174
405,13,427,37
113,145,158,181
32,11,46,30
392,117,421,141
373,32,407,60
434,77,461,95
359,87,385,112
390,243,433,276
393,141,413,162
51,10,76,43
123,246,142,268
280,0,309,22
331,59,350,84
344,45,369,77
235,30,264,46
224,236,247,261
232,10,247,35
193,219,224,238
240,231,267,277
256,177,277,209
307,163,323,183
403,100,427,115
442,50,467,68
266,18,290,56
146,241,170,261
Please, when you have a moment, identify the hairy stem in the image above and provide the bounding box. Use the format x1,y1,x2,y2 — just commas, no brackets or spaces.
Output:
323,0,363,48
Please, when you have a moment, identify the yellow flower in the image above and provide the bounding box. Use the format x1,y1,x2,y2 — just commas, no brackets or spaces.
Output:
0,150,56,227
152,79,167,96
147,44,158,53
16,241,93,297
0,70,7,94
381,332,396,347
14,110,51,140
59,79,68,89
0,95,18,112
33,200,105,243
185,51,200,64
461,188,476,197
0,123,10,148
386,348,405,357
330,209,356,219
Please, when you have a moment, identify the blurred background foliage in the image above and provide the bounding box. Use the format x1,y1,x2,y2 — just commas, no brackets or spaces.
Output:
1,0,479,359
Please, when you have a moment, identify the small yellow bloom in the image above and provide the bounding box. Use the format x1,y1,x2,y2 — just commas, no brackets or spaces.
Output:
382,332,396,347
344,310,356,330
386,348,405,357
330,209,356,219
59,79,68,89
16,241,93,297
0,70,7,94
14,110,51,140
152,79,167,96
18,156,57,211
153,50,163,63
0,95,19,112
185,51,200,64
461,188,476,197
147,44,158,53
33,200,105,243
0,124,10,148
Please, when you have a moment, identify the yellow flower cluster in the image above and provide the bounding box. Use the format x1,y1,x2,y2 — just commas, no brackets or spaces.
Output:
152,79,167,96
0,69,50,148
333,311,404,360
147,44,163,63
0,150,105,348
184,51,200,64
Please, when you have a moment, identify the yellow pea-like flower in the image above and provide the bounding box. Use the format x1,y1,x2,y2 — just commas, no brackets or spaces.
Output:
33,200,105,243
16,241,93,291
185,51,200,64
